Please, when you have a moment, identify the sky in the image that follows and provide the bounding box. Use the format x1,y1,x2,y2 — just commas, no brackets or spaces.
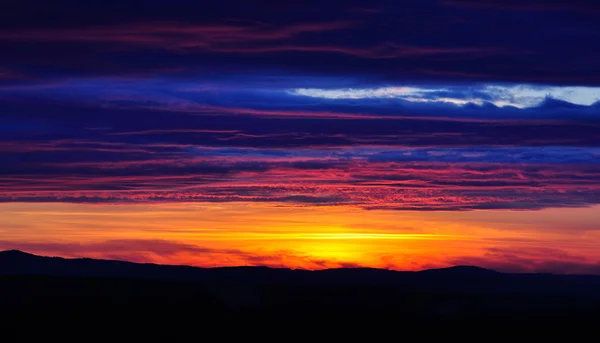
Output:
1,0,600,274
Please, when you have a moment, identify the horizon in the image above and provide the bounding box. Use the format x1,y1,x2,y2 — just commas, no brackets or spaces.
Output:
1,0,600,275
0,248,562,275
2,248,599,276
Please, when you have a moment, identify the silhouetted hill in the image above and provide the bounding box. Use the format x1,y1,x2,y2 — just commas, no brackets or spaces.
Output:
0,249,211,279
1,250,599,296
1,250,599,335
418,265,500,275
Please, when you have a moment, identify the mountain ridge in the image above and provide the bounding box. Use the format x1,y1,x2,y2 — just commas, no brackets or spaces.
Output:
0,249,597,278
0,249,509,275
2,250,600,306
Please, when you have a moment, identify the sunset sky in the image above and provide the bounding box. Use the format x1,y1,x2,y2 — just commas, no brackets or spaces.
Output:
1,0,600,274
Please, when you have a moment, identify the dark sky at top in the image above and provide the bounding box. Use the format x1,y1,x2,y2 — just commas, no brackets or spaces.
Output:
1,0,599,211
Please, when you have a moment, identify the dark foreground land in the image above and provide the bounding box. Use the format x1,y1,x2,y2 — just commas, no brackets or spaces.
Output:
1,250,599,337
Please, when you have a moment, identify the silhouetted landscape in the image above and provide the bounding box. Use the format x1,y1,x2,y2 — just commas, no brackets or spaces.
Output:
1,250,599,335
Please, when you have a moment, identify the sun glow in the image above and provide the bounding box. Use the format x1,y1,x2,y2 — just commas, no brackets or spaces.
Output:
1,202,599,272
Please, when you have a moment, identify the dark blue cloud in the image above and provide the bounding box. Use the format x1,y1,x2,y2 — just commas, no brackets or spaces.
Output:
1,0,600,85
1,86,599,150
0,0,599,211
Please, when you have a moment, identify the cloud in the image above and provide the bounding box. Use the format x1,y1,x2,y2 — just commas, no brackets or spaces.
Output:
290,85,600,108
1,152,600,210
0,0,599,212
1,0,600,84
0,80,599,211
450,247,600,274
2,84,600,152
0,21,354,51
0,20,506,67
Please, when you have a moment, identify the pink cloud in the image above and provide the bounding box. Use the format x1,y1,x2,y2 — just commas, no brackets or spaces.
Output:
449,246,600,274
1,159,599,210
0,21,506,58
0,21,349,48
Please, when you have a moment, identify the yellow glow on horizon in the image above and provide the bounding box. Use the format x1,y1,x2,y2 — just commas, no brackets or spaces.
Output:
1,202,599,272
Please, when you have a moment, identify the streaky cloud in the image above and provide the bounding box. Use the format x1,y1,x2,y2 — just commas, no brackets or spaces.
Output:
289,84,600,108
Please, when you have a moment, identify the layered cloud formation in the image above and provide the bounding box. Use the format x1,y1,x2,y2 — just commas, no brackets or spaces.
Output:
1,0,599,212
2,0,600,83
1,78,599,210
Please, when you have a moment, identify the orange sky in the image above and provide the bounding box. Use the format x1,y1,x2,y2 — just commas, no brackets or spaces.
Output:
1,202,598,273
